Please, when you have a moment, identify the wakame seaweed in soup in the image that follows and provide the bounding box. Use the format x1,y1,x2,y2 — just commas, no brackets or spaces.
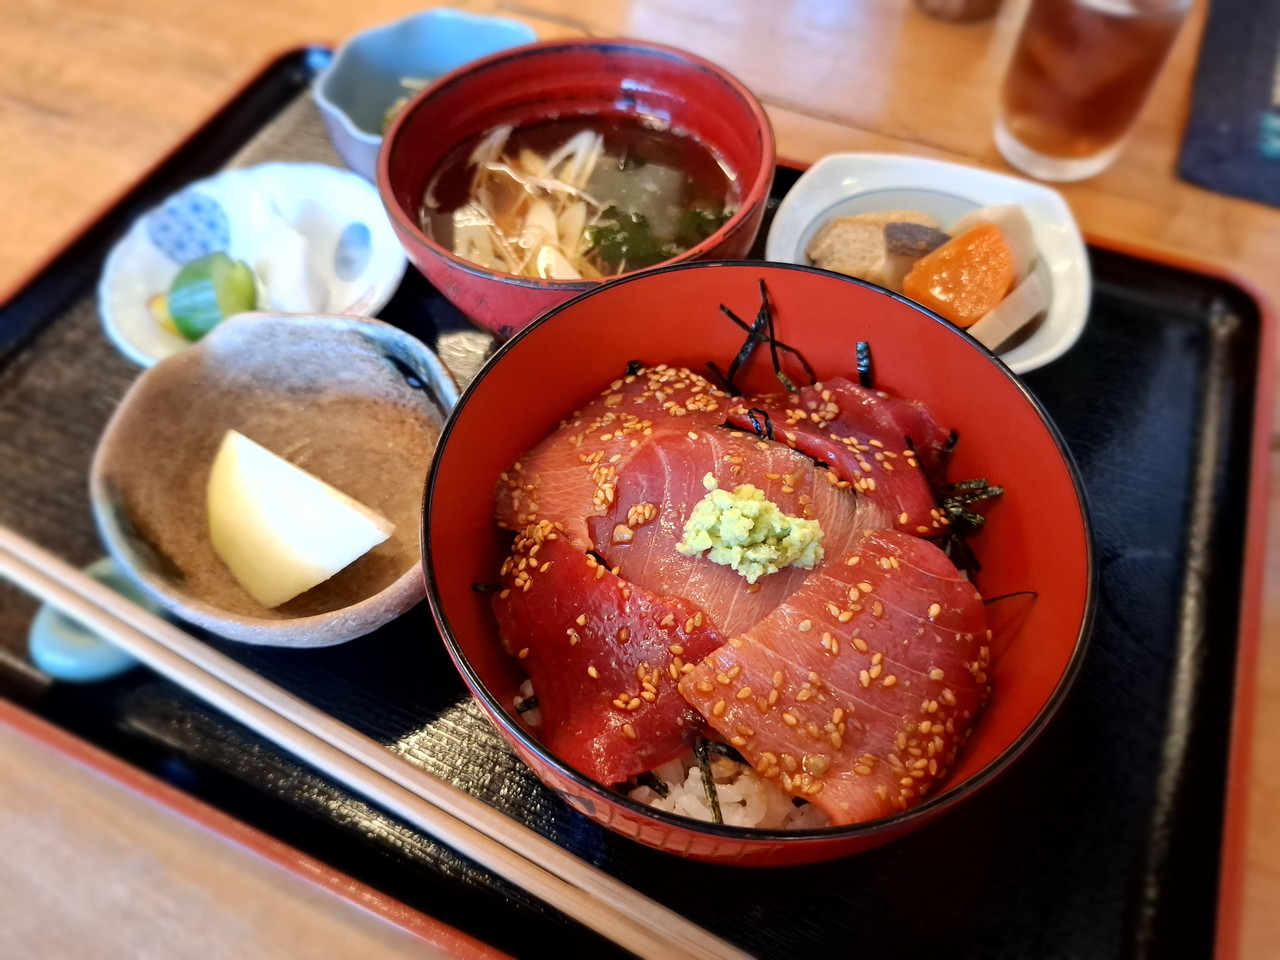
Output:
419,116,740,280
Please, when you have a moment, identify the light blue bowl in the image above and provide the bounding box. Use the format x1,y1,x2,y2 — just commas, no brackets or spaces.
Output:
314,9,537,180
28,558,149,683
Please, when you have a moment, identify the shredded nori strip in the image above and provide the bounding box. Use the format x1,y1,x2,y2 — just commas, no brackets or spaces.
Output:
759,279,817,388
856,341,874,388
941,478,1004,530
934,429,960,479
981,591,1038,641
515,695,540,714
945,478,1004,504
943,533,982,575
694,738,724,824
636,771,671,799
982,590,1039,607
625,359,643,376
760,281,797,392
945,506,998,529
715,280,817,395
930,479,1005,575
746,407,775,441
471,582,502,593
704,360,735,393
716,303,754,334
702,740,746,763
718,299,770,394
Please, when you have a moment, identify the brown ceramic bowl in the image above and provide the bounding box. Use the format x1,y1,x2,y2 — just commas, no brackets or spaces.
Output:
424,262,1094,864
91,313,458,647
378,38,775,338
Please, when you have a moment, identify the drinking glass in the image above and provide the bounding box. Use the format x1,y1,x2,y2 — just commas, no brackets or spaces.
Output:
994,0,1192,182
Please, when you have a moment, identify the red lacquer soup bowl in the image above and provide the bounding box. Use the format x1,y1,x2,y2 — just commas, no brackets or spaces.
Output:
423,262,1094,865
378,38,775,339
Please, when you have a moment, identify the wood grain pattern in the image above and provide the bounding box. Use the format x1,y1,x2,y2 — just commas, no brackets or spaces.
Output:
0,526,749,960
0,718,450,959
2,0,1276,956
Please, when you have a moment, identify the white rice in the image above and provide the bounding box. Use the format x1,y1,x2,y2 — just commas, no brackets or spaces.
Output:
629,753,832,830
514,678,830,829
513,678,542,728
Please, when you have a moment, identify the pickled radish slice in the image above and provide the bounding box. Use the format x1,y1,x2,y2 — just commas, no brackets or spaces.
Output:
207,430,394,608
902,222,1016,328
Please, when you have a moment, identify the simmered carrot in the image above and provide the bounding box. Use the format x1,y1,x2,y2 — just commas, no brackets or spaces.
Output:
902,222,1016,328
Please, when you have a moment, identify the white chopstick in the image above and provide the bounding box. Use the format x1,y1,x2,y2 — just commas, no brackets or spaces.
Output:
0,527,752,960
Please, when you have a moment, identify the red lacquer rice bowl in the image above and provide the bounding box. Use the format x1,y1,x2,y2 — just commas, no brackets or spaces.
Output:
423,262,1093,865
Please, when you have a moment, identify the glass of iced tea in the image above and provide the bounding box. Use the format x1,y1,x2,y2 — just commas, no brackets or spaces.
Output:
995,0,1191,182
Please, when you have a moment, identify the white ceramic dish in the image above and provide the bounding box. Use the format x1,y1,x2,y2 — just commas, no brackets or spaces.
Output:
766,152,1091,374
98,162,407,367
313,9,537,181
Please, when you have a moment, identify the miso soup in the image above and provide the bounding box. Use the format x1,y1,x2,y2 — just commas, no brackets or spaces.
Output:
419,116,740,280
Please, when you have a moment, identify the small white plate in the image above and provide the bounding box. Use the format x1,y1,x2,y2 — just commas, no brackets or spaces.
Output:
766,153,1090,374
98,162,407,367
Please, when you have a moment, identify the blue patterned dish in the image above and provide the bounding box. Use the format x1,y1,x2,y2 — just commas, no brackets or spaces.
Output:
98,162,407,366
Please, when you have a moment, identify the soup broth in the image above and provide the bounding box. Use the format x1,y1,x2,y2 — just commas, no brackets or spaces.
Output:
420,116,740,279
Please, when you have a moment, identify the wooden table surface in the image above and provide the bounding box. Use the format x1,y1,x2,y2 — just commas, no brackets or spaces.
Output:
2,0,1276,956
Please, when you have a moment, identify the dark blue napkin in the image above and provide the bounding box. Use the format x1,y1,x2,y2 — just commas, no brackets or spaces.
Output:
1178,0,1280,205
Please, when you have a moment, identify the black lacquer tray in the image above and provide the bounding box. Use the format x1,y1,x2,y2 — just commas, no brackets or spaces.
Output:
0,48,1268,960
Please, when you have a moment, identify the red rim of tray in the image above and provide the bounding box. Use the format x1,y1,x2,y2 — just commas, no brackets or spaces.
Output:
1,45,1271,960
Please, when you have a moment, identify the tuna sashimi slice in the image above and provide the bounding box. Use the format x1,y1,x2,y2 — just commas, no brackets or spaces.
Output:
494,365,730,547
588,425,892,637
678,528,989,825
492,521,725,785
726,378,952,538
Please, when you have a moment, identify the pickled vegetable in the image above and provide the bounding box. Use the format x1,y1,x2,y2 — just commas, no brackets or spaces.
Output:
167,252,259,342
902,222,1016,328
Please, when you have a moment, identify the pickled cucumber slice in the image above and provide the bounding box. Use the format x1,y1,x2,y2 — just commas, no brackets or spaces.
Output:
167,252,258,341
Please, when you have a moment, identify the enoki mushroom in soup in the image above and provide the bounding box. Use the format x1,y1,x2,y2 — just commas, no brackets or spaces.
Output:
419,117,740,280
